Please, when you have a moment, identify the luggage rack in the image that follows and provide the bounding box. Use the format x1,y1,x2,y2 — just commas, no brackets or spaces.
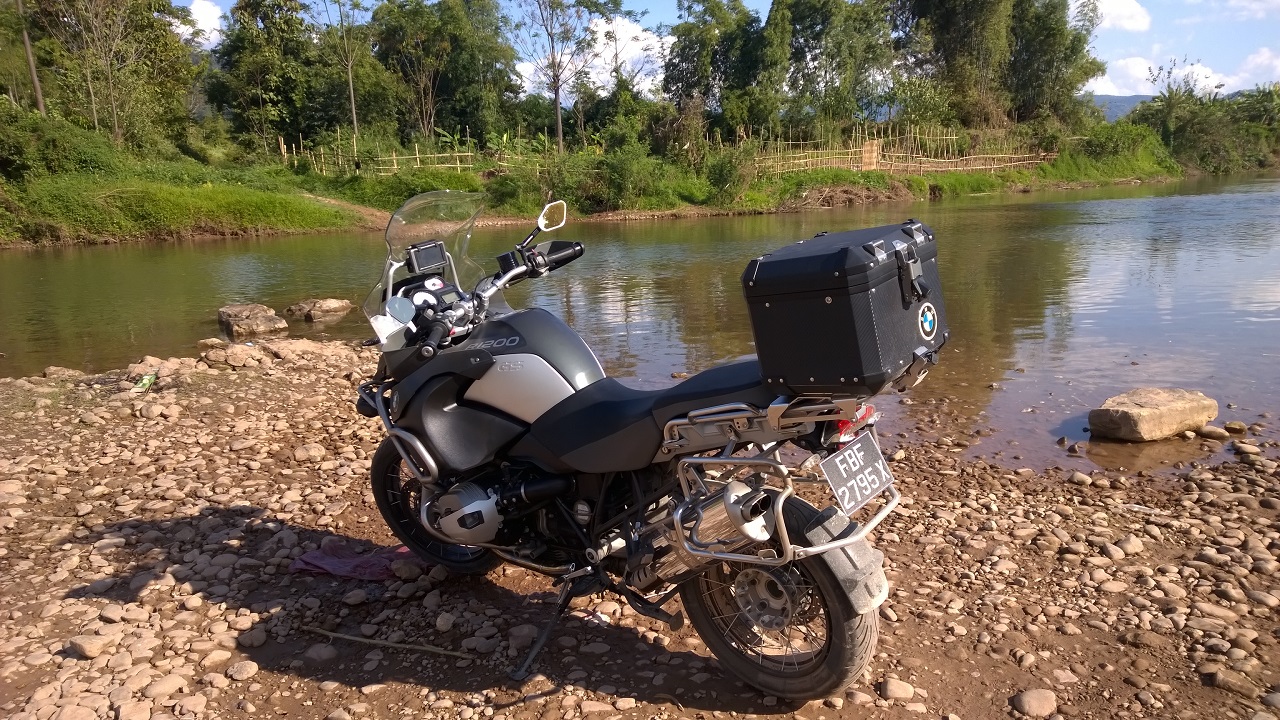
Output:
659,395,871,455
664,396,898,566
670,440,899,566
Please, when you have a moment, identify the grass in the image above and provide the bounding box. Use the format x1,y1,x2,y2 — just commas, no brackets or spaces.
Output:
0,114,1183,245
9,175,354,243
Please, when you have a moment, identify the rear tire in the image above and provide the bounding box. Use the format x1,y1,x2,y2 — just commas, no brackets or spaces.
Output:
679,496,878,700
370,438,500,576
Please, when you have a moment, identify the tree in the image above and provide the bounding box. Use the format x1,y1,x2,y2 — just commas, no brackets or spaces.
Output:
746,0,789,135
14,0,45,115
431,0,519,146
38,0,197,141
909,0,1015,126
662,0,760,135
514,0,617,152
208,0,313,151
787,0,893,126
1006,0,1103,124
371,0,449,138
315,0,366,137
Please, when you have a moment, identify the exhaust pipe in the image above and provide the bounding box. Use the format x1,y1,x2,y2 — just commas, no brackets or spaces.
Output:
630,480,777,590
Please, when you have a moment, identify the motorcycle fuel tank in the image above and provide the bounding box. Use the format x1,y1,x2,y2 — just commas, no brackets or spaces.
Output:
461,309,605,424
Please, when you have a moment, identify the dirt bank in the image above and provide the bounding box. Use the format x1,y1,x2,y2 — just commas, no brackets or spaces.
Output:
1,341,1277,720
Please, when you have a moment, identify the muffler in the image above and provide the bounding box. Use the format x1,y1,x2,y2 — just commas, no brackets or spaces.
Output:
630,480,776,590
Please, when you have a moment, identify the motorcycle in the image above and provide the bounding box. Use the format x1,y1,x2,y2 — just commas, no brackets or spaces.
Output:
357,191,928,699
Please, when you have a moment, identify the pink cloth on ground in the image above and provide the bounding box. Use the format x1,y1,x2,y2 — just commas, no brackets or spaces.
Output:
288,539,429,580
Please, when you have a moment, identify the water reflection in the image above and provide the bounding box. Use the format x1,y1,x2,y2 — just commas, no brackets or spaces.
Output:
1,175,1278,470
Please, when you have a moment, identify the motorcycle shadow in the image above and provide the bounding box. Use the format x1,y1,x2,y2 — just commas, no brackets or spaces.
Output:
59,505,798,714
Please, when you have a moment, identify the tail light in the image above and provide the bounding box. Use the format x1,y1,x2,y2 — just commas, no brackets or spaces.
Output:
827,404,876,447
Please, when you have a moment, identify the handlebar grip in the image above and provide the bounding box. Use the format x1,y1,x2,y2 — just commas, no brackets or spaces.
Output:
420,321,450,359
544,242,584,270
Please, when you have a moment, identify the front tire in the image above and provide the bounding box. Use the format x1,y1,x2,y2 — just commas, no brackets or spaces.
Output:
370,438,500,576
679,496,878,700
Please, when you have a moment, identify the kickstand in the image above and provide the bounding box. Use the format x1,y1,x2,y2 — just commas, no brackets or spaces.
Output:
509,572,600,681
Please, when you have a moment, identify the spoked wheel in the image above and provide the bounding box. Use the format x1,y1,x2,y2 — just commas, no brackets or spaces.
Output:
680,496,878,700
369,438,500,575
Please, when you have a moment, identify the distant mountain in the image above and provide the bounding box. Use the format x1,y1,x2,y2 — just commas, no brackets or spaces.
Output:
1090,95,1154,121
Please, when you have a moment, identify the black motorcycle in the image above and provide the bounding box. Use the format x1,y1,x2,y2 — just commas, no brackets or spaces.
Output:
357,191,946,699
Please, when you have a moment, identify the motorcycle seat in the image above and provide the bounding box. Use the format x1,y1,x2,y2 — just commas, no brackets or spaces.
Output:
528,358,776,474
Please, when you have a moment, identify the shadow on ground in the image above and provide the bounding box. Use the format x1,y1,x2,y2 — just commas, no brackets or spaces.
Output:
60,505,798,714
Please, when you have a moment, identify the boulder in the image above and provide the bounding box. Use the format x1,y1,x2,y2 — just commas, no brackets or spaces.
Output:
218,303,288,339
285,298,355,323
1087,388,1218,442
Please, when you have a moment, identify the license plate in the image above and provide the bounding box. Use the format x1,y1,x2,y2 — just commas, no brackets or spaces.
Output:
819,429,896,516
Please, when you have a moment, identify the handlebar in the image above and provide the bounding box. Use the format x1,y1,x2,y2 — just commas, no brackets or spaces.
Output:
420,321,450,359
543,241,583,271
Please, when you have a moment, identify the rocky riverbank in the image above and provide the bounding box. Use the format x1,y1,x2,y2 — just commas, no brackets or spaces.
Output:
1,340,1278,720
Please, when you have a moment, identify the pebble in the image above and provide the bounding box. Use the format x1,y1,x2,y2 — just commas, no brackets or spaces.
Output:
879,678,915,700
305,644,339,663
1010,689,1057,717
228,660,259,680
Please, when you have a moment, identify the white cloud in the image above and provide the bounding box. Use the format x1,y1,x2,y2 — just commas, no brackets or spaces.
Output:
1086,56,1154,94
516,17,669,101
1097,0,1153,30
1087,48,1280,96
187,0,223,45
583,17,668,98
1226,0,1280,17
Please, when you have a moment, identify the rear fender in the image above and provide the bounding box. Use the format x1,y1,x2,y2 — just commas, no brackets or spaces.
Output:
802,506,889,615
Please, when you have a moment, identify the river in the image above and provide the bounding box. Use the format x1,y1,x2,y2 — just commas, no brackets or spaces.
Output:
3,175,1279,470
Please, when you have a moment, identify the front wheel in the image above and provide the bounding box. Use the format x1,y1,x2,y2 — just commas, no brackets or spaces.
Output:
679,496,878,700
369,438,500,575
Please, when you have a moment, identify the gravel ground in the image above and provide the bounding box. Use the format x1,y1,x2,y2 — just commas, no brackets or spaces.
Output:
1,339,1278,720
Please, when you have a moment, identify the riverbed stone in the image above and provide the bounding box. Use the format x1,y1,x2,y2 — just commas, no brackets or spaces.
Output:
218,303,288,339
286,298,355,322
1010,689,1057,717
1088,388,1219,442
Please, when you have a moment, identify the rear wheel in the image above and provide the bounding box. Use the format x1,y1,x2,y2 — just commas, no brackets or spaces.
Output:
370,438,500,575
679,496,878,700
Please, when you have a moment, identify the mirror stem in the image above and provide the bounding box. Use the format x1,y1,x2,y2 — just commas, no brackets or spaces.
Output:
520,226,541,249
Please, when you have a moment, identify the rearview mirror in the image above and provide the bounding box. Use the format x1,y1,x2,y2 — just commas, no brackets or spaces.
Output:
537,201,567,232
386,296,416,324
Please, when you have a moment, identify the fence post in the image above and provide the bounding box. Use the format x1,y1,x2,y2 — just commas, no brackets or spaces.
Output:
392,149,398,173
415,143,421,168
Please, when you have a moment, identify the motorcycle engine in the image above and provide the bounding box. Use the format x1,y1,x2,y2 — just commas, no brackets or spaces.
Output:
430,482,502,544
423,468,575,546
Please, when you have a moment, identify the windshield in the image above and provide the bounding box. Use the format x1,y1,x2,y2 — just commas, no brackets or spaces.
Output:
364,191,488,321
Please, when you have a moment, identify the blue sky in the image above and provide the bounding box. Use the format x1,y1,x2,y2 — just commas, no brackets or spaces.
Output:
182,0,1280,96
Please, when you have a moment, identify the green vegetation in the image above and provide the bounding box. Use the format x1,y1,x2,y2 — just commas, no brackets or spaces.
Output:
0,0,1272,244
1126,64,1280,174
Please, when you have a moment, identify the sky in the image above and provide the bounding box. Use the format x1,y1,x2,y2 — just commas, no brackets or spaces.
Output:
181,0,1280,97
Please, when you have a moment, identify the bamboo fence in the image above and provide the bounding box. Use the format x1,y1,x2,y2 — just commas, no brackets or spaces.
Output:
279,125,1053,179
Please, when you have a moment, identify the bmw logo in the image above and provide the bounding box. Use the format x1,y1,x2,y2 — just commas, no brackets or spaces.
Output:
918,302,938,341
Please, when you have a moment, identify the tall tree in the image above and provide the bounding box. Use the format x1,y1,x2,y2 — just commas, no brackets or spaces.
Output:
315,0,366,137
38,0,196,141
746,0,790,135
208,0,313,151
662,0,760,135
910,0,1015,126
514,0,616,152
1007,0,1103,123
14,0,44,115
787,0,892,125
432,0,519,145
371,0,449,138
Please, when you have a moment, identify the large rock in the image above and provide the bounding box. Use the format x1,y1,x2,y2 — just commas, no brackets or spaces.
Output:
218,303,288,339
285,298,355,323
1087,388,1218,442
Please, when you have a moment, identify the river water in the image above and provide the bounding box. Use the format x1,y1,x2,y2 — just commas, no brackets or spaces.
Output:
3,175,1279,469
